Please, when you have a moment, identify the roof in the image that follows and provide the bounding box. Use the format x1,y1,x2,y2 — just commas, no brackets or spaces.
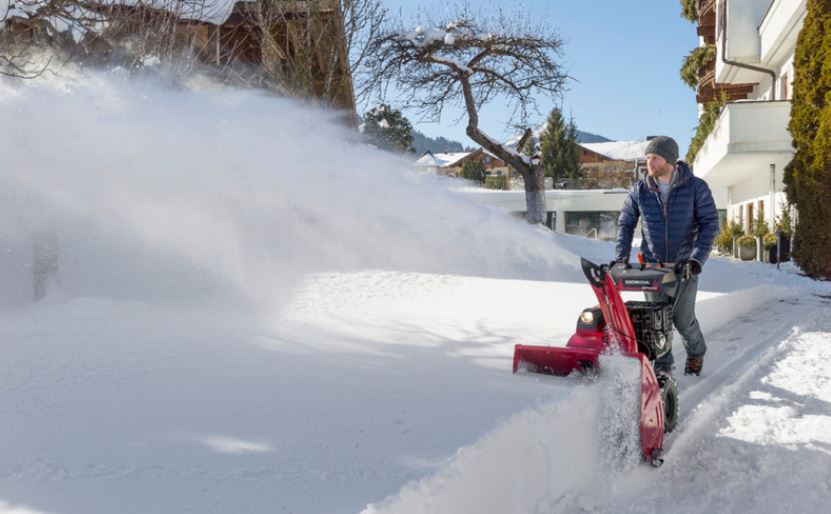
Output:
415,151,475,168
579,140,650,161
0,1,239,26
115,0,238,24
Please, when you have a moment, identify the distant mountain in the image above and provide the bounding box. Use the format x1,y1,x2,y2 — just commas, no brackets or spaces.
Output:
577,131,612,144
412,130,475,155
411,127,610,156
505,124,612,149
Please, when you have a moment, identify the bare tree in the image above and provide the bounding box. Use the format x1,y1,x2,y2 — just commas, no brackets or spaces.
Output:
365,6,568,224
341,0,387,105
251,0,385,111
0,1,220,76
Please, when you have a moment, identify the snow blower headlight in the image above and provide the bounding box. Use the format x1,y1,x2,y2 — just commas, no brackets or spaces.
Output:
580,309,595,325
576,307,603,330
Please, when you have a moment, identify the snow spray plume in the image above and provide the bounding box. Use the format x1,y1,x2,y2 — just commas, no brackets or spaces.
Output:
362,355,643,514
0,66,573,310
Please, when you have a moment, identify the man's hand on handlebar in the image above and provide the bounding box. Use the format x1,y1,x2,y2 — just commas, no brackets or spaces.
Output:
674,259,702,279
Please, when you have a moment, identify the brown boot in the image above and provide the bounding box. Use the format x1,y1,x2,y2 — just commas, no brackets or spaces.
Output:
684,355,704,376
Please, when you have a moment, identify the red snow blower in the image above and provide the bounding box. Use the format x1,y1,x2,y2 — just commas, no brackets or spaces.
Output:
513,258,686,467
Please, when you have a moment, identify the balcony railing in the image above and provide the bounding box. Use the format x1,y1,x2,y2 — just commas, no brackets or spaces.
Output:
758,0,807,65
697,58,756,103
697,0,717,44
693,100,792,184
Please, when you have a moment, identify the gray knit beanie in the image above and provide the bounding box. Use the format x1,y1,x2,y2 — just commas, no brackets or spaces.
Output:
645,136,679,164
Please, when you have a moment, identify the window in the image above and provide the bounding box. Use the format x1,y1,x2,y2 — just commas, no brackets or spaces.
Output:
780,73,789,100
564,211,620,240
746,203,754,233
546,212,557,231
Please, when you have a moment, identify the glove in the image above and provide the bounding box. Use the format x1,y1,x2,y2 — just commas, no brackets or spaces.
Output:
675,259,702,278
689,259,702,275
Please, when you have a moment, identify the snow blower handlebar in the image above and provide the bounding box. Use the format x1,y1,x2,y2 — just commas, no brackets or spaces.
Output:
607,260,693,302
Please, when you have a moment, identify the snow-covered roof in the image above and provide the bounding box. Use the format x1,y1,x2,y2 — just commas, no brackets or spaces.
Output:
110,0,238,24
1,1,240,27
580,140,650,162
415,151,473,168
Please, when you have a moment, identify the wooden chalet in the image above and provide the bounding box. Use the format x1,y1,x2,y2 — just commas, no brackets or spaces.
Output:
2,1,356,114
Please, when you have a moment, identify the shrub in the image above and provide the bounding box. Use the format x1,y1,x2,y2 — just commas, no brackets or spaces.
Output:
686,93,726,163
752,211,771,237
775,203,794,236
680,0,698,22
680,45,716,89
738,235,756,249
783,0,831,278
461,159,486,183
715,221,744,252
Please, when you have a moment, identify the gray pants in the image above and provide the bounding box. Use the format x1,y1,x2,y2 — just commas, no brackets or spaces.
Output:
646,274,706,369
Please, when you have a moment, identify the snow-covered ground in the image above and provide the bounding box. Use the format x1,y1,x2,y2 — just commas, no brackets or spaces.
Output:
1,67,830,514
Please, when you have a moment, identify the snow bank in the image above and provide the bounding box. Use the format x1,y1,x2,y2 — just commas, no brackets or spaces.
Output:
362,355,643,514
0,66,576,311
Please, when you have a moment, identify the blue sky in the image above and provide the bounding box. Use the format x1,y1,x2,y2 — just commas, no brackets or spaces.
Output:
372,0,701,156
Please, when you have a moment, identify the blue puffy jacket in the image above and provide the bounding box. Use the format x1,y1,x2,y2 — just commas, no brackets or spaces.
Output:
616,162,719,266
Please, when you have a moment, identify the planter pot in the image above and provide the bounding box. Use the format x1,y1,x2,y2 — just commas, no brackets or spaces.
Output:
774,232,791,263
739,244,756,261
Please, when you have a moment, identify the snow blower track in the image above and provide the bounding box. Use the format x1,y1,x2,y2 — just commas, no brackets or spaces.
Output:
555,293,831,514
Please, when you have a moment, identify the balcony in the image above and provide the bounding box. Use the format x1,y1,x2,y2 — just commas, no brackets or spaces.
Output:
714,0,771,84
697,59,755,103
692,100,793,186
759,0,807,66
697,0,717,44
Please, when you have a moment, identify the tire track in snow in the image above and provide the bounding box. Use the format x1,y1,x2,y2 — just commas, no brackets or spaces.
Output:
559,293,831,513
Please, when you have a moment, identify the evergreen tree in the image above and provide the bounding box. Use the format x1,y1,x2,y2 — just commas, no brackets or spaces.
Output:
539,107,581,185
362,104,415,153
521,135,537,159
461,158,486,184
783,0,831,278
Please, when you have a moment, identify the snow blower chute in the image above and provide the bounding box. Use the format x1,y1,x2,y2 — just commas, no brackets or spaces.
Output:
513,258,685,467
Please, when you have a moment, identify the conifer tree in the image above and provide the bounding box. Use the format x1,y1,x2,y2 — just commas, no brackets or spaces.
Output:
521,135,537,159
783,0,831,278
362,104,415,153
461,158,486,184
539,107,581,185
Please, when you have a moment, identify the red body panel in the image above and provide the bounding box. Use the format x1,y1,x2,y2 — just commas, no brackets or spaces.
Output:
512,259,665,462
637,354,665,460
513,344,601,375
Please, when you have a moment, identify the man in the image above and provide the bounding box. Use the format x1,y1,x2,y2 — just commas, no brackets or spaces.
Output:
615,136,719,376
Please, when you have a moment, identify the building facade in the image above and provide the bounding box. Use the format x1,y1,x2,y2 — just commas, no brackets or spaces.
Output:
415,149,512,183
690,0,806,234
1,1,356,114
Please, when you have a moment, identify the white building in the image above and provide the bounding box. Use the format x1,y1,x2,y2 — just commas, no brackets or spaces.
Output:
691,0,806,233
466,189,630,239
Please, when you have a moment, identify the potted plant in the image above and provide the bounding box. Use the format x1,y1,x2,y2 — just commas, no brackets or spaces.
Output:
773,203,793,262
751,212,771,260
763,233,777,263
715,221,744,255
738,235,757,261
